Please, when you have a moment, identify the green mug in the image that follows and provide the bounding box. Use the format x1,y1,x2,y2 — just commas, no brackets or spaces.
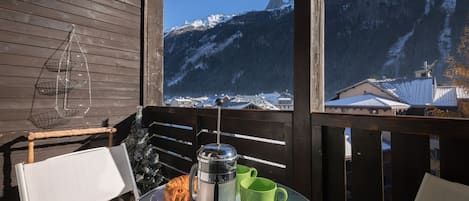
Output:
240,177,288,201
236,164,258,194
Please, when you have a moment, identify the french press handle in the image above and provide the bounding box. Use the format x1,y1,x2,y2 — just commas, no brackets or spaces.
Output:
189,163,198,201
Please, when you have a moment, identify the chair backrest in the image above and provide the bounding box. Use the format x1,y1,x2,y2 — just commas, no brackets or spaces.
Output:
414,173,469,201
15,144,139,201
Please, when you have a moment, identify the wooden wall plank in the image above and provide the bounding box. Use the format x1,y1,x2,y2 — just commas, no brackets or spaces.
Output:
391,133,430,201
440,138,469,185
351,128,383,201
323,127,346,201
0,18,139,52
0,76,139,89
0,30,139,60
0,106,137,121
90,0,141,15
0,0,139,36
0,56,139,76
59,0,140,23
0,42,139,68
23,0,139,28
0,8,139,45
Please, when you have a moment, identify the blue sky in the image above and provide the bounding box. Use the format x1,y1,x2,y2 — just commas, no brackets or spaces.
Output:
163,0,270,30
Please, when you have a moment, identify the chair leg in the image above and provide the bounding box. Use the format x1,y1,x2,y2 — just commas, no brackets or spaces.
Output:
108,132,114,147
28,140,34,163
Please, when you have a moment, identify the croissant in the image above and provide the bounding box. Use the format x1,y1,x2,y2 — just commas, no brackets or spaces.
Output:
164,175,197,201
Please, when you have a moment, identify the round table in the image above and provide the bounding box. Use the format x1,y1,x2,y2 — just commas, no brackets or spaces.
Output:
139,183,309,201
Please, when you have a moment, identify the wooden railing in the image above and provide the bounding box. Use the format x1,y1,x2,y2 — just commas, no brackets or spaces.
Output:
142,107,469,201
313,112,469,201
142,106,294,185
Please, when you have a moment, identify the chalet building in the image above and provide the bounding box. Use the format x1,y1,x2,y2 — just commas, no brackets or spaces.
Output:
168,98,195,107
326,77,469,116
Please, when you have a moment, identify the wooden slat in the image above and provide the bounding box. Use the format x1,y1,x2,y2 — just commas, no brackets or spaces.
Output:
0,106,137,121
238,158,287,185
198,116,289,141
0,114,131,133
351,128,383,201
149,124,193,142
0,19,139,53
197,108,292,123
24,0,139,28
0,42,139,68
311,113,469,138
151,137,192,158
0,98,138,110
91,0,141,15
160,164,185,181
59,0,140,23
440,138,469,185
0,30,139,60
118,0,141,8
143,107,197,127
391,133,430,201
199,132,287,165
323,127,346,201
0,0,139,36
0,8,139,45
0,76,139,90
156,150,192,173
0,87,138,100
0,56,139,77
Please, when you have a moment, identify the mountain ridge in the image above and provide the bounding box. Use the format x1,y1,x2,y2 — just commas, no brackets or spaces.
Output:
164,0,468,98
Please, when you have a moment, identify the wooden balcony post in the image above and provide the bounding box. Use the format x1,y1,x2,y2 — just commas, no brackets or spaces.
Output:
293,0,325,199
142,0,163,106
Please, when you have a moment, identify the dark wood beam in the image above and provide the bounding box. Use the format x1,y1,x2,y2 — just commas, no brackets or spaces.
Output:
142,0,163,106
293,0,325,199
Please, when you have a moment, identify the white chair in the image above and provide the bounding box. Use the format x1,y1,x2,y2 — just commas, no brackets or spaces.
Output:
15,144,139,201
415,173,469,201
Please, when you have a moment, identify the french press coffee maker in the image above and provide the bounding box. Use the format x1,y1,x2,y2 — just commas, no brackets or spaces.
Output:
189,98,238,201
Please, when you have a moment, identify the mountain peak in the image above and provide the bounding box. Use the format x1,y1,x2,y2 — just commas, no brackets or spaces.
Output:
265,0,293,10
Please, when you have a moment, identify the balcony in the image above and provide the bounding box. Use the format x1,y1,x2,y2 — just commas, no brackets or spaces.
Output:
1,0,469,201
141,106,469,201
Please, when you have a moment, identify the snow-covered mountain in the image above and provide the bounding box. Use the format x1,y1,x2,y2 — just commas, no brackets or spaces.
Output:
164,0,468,98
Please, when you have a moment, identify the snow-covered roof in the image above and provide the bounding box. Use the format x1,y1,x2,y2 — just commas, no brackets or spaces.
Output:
222,102,260,109
456,87,469,99
372,78,433,106
325,94,410,109
433,87,458,107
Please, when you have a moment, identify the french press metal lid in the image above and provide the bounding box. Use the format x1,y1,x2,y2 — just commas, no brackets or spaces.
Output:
197,143,238,183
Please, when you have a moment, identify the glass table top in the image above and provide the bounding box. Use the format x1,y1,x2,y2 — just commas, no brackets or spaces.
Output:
140,183,309,201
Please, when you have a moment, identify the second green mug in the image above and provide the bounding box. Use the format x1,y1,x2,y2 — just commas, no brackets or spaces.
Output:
236,164,258,195
240,177,288,201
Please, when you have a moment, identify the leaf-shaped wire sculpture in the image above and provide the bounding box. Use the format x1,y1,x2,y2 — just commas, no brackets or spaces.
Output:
55,24,92,118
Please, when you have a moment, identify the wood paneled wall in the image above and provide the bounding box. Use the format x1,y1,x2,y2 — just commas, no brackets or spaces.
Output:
0,0,142,198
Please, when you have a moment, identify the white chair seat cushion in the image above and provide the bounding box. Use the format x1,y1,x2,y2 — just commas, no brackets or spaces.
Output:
22,148,125,201
415,173,469,201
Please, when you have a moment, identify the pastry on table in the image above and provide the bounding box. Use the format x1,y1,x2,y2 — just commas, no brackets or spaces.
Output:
164,175,197,201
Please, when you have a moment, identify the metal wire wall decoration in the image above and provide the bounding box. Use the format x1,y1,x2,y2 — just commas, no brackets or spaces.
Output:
55,24,92,118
